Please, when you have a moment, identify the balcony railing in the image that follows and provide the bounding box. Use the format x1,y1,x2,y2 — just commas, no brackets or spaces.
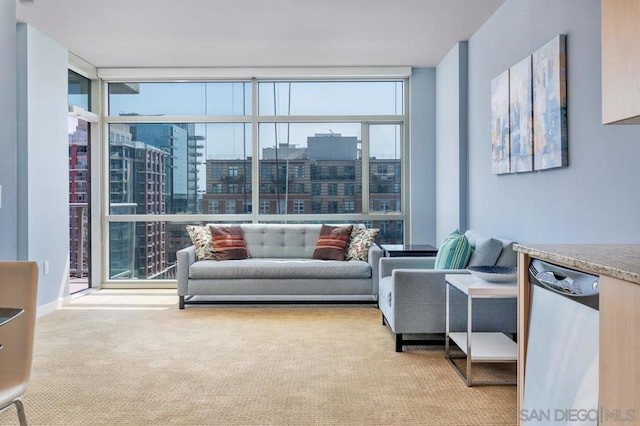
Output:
69,203,89,279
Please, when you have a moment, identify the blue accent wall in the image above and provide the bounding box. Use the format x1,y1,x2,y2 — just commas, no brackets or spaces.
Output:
17,24,70,310
466,0,640,243
436,42,468,244
0,0,17,259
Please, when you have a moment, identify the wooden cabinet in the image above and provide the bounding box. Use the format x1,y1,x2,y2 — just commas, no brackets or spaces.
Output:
601,0,640,124
516,252,531,420
599,275,640,419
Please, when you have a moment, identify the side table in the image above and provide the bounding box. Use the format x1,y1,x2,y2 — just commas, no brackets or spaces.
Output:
380,244,438,257
444,274,517,386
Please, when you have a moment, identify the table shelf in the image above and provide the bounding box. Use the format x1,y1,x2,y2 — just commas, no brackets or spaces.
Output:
448,332,517,362
445,274,517,386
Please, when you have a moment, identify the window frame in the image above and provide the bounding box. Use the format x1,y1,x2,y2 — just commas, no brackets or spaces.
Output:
102,72,409,285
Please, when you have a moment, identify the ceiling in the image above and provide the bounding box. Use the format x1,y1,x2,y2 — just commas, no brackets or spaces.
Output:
16,0,505,69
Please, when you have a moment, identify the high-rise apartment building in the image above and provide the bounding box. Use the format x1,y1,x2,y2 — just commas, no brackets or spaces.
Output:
108,123,170,279
69,120,89,278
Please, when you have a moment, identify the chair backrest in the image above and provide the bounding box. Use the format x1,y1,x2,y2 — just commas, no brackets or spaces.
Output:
464,230,517,267
0,261,38,404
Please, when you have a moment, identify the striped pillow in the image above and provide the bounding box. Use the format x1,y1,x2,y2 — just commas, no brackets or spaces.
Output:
209,225,250,260
312,224,353,261
434,230,471,269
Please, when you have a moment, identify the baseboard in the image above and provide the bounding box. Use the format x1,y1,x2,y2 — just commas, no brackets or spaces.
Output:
36,295,71,318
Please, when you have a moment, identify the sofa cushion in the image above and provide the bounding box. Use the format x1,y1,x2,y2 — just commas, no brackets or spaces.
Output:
346,227,379,262
495,241,517,266
189,258,372,280
465,230,517,267
186,225,215,261
210,225,250,260
239,224,321,258
312,224,353,261
467,236,503,267
435,230,471,269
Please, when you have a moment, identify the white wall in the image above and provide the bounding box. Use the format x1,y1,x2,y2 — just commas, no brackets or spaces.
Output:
17,24,70,311
0,0,17,259
466,0,640,243
409,68,437,244
436,42,468,244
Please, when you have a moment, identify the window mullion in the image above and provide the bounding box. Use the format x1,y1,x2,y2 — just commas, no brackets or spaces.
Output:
361,122,370,214
251,78,259,223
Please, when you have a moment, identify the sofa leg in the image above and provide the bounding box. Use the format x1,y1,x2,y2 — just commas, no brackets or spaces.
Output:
395,333,404,353
179,296,185,309
382,313,386,326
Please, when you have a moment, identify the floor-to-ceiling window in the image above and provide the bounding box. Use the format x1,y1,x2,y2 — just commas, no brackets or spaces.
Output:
103,74,408,284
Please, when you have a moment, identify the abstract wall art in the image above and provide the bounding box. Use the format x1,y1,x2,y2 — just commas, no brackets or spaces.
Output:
509,55,533,173
490,34,567,175
533,34,568,171
491,69,510,175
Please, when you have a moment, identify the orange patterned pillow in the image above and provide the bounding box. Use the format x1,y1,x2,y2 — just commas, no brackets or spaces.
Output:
312,224,353,261
209,225,250,260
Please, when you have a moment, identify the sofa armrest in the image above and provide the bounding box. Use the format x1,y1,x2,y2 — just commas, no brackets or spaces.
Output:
390,268,469,304
368,244,384,294
389,268,469,331
176,245,196,296
379,256,437,279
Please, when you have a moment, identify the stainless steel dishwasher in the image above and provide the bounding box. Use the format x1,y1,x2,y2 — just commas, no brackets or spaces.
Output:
522,259,600,425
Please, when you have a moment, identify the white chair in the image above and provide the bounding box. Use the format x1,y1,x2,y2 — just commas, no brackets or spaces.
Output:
0,262,38,426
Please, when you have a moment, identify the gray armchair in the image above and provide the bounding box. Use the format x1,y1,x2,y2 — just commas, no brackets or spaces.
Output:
378,231,518,352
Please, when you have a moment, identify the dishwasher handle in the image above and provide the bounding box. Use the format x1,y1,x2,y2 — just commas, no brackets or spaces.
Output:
534,271,581,296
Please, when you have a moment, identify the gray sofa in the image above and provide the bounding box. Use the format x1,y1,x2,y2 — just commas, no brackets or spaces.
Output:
176,224,383,309
378,230,518,352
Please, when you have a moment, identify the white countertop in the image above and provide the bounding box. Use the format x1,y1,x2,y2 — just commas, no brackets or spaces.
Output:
513,244,640,285
445,274,517,297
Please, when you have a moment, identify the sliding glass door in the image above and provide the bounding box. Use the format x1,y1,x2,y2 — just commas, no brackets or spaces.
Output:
68,70,92,293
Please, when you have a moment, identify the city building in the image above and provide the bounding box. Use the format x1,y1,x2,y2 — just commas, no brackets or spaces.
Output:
68,119,89,279
201,132,402,242
108,123,170,279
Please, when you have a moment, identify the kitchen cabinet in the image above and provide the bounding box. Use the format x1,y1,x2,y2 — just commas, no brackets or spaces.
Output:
599,275,640,420
601,0,640,124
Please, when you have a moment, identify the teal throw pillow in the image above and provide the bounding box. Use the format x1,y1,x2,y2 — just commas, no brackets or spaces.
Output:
435,230,472,269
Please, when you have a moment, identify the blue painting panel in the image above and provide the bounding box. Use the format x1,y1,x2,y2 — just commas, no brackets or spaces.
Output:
491,69,510,175
533,35,568,171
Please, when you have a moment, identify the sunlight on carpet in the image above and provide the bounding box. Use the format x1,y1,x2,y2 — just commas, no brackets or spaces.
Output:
0,290,516,425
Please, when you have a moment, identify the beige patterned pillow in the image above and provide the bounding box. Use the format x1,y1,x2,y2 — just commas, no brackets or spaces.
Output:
185,225,215,260
346,227,380,261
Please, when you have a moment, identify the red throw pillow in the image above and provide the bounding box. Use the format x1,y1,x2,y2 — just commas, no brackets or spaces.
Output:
312,224,353,261
209,225,250,260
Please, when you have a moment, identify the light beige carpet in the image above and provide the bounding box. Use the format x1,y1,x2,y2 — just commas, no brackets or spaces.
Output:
0,290,516,425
